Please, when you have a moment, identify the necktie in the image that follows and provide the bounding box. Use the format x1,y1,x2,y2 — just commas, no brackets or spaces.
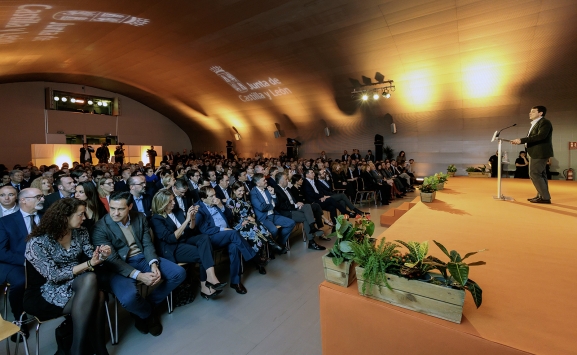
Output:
29,214,37,232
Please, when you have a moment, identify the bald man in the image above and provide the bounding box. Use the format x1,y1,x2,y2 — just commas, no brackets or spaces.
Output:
0,188,45,341
0,185,19,217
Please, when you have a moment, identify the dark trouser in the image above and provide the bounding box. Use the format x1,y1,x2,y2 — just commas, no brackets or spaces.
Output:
311,203,324,227
260,214,296,245
330,193,356,212
150,157,156,169
318,197,348,222
209,230,256,284
174,234,215,281
104,255,186,319
0,264,24,320
529,157,550,200
289,204,317,240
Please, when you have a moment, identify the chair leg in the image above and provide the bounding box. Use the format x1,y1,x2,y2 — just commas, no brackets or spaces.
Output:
34,323,40,355
104,296,116,345
167,292,173,314
4,284,9,355
114,297,118,345
302,223,307,243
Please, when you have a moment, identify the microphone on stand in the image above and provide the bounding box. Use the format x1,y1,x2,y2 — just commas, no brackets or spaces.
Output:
491,124,517,142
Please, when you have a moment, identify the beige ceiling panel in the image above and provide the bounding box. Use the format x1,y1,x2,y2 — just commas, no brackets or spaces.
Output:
380,0,455,25
387,8,457,36
457,0,541,24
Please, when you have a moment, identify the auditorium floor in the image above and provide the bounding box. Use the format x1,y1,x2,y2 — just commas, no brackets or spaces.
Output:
0,193,414,355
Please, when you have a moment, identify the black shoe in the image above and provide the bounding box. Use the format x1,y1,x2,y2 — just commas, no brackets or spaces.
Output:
531,198,551,204
10,326,29,343
146,313,163,337
230,283,248,294
256,265,267,275
318,235,332,241
308,241,326,251
133,314,149,334
268,240,285,254
309,222,321,235
200,289,223,300
205,280,227,291
354,209,367,216
527,196,539,201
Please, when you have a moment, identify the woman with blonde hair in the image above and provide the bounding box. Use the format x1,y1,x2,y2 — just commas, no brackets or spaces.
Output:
30,176,54,196
97,177,114,212
150,188,226,300
161,174,175,189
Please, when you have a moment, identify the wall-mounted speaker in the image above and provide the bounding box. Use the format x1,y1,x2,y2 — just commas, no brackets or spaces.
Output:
274,131,280,138
325,127,330,137
234,133,241,140
112,97,121,116
391,123,397,134
45,87,54,109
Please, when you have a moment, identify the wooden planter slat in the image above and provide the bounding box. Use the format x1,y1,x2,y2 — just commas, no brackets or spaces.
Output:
323,254,356,287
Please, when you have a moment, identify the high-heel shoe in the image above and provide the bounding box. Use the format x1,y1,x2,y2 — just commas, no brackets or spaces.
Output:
200,289,223,300
205,281,227,291
323,219,334,227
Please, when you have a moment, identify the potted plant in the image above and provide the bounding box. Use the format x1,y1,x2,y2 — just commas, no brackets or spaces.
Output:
434,172,449,190
352,238,486,324
447,164,457,177
322,214,374,287
418,176,437,203
383,145,395,161
466,165,490,177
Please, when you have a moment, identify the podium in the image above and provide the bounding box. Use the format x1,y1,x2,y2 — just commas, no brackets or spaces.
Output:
491,131,514,201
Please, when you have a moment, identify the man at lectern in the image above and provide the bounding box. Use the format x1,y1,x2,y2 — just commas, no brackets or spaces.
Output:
511,106,553,204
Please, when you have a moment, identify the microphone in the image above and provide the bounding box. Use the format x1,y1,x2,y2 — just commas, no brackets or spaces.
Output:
496,123,516,137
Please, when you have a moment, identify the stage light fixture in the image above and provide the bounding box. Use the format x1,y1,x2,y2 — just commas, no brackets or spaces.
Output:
71,98,76,103
102,102,108,107
75,99,84,104
54,96,60,101
97,101,103,106
361,93,368,101
61,97,68,102
382,91,391,99
87,100,93,105
373,93,379,100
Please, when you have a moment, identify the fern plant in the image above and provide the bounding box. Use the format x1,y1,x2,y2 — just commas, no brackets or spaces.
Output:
351,237,400,295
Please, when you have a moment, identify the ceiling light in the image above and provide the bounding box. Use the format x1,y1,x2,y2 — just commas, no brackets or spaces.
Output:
361,93,368,101
54,96,60,101
373,93,379,100
102,102,108,107
87,100,93,105
97,101,103,106
61,97,68,102
75,99,84,104
70,98,76,103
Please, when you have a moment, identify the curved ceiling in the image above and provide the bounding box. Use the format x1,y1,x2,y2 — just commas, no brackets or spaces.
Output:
1,0,577,141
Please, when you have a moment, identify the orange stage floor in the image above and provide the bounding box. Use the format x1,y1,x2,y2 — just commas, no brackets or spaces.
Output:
319,177,577,355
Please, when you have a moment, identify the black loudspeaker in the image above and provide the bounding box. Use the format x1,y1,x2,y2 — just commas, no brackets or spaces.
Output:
374,134,384,161
286,140,295,159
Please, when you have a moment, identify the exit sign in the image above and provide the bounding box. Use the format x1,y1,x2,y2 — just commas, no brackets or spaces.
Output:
570,142,577,150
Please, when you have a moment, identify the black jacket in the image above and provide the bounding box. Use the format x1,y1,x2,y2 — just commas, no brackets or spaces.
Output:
519,118,554,159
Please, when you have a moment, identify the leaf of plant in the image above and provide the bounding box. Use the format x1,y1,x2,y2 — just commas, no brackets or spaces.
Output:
447,262,469,286
344,226,355,240
433,240,451,259
339,241,353,253
338,220,351,235
332,256,344,266
395,240,411,251
364,221,375,237
467,261,486,266
462,249,487,261
419,241,429,259
449,250,462,262
407,241,421,259
465,279,483,308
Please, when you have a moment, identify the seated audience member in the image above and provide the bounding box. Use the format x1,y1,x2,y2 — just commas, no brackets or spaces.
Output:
234,170,252,198
92,191,186,336
97,177,115,212
367,162,395,202
404,159,416,182
365,150,375,163
267,167,279,187
341,150,350,161
185,169,201,203
25,198,111,355
161,174,176,189
381,162,408,193
170,178,191,215
390,160,412,189
75,182,107,234
127,175,153,219
0,185,19,217
227,181,276,274
70,170,89,184
8,169,29,192
301,168,349,225
195,186,260,294
350,149,360,160
30,176,54,196
273,173,327,251
214,174,232,204
0,187,44,341
206,170,218,187
114,167,131,192
42,176,77,213
316,169,366,216
331,162,357,199
515,151,530,179
150,189,226,299
396,151,407,166
250,173,296,249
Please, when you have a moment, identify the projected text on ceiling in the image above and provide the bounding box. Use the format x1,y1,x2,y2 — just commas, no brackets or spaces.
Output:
210,66,292,102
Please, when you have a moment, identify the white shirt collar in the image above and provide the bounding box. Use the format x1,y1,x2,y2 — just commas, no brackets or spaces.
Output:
1,204,17,214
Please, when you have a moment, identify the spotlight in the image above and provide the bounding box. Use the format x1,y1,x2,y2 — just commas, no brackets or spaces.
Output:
54,96,60,101
87,100,93,105
361,93,368,101
102,102,108,107
382,91,391,99
97,101,103,106
75,99,84,104
61,97,68,102
373,93,379,100
71,98,76,103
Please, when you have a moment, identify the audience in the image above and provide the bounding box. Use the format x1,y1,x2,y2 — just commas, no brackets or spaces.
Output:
97,177,115,212
0,185,19,217
30,176,54,196
75,181,107,233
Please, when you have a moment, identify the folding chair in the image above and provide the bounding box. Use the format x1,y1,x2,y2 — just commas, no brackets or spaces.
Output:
354,178,377,207
0,313,23,355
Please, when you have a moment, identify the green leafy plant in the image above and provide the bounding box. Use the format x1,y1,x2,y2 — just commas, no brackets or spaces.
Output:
351,237,400,295
465,165,487,173
395,240,445,279
383,145,395,161
419,176,438,193
434,172,449,184
426,240,487,308
328,214,374,266
447,164,457,173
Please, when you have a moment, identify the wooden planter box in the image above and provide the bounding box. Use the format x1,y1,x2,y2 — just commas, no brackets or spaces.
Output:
420,191,436,203
322,254,357,287
467,172,490,178
437,182,445,190
355,267,465,323
447,172,456,177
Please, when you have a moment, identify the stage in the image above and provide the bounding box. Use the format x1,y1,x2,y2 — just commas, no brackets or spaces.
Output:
320,177,577,355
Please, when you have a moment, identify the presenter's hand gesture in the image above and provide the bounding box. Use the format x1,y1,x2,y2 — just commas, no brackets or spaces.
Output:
511,139,521,145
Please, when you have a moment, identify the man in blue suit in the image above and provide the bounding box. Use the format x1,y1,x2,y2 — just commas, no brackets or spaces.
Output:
195,186,259,295
250,173,295,249
0,187,44,341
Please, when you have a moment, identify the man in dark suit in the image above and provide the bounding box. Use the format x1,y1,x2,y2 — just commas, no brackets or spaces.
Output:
365,150,375,163
214,174,232,204
195,186,258,294
42,175,76,212
0,185,19,217
79,143,94,164
235,170,252,197
95,143,110,164
274,173,326,250
114,167,131,192
350,149,360,160
128,176,152,219
0,187,44,341
341,150,350,162
185,169,201,203
302,168,350,226
147,146,158,169
8,170,28,192
512,105,554,203
92,191,186,336
171,179,191,215
316,170,366,216
250,173,295,248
